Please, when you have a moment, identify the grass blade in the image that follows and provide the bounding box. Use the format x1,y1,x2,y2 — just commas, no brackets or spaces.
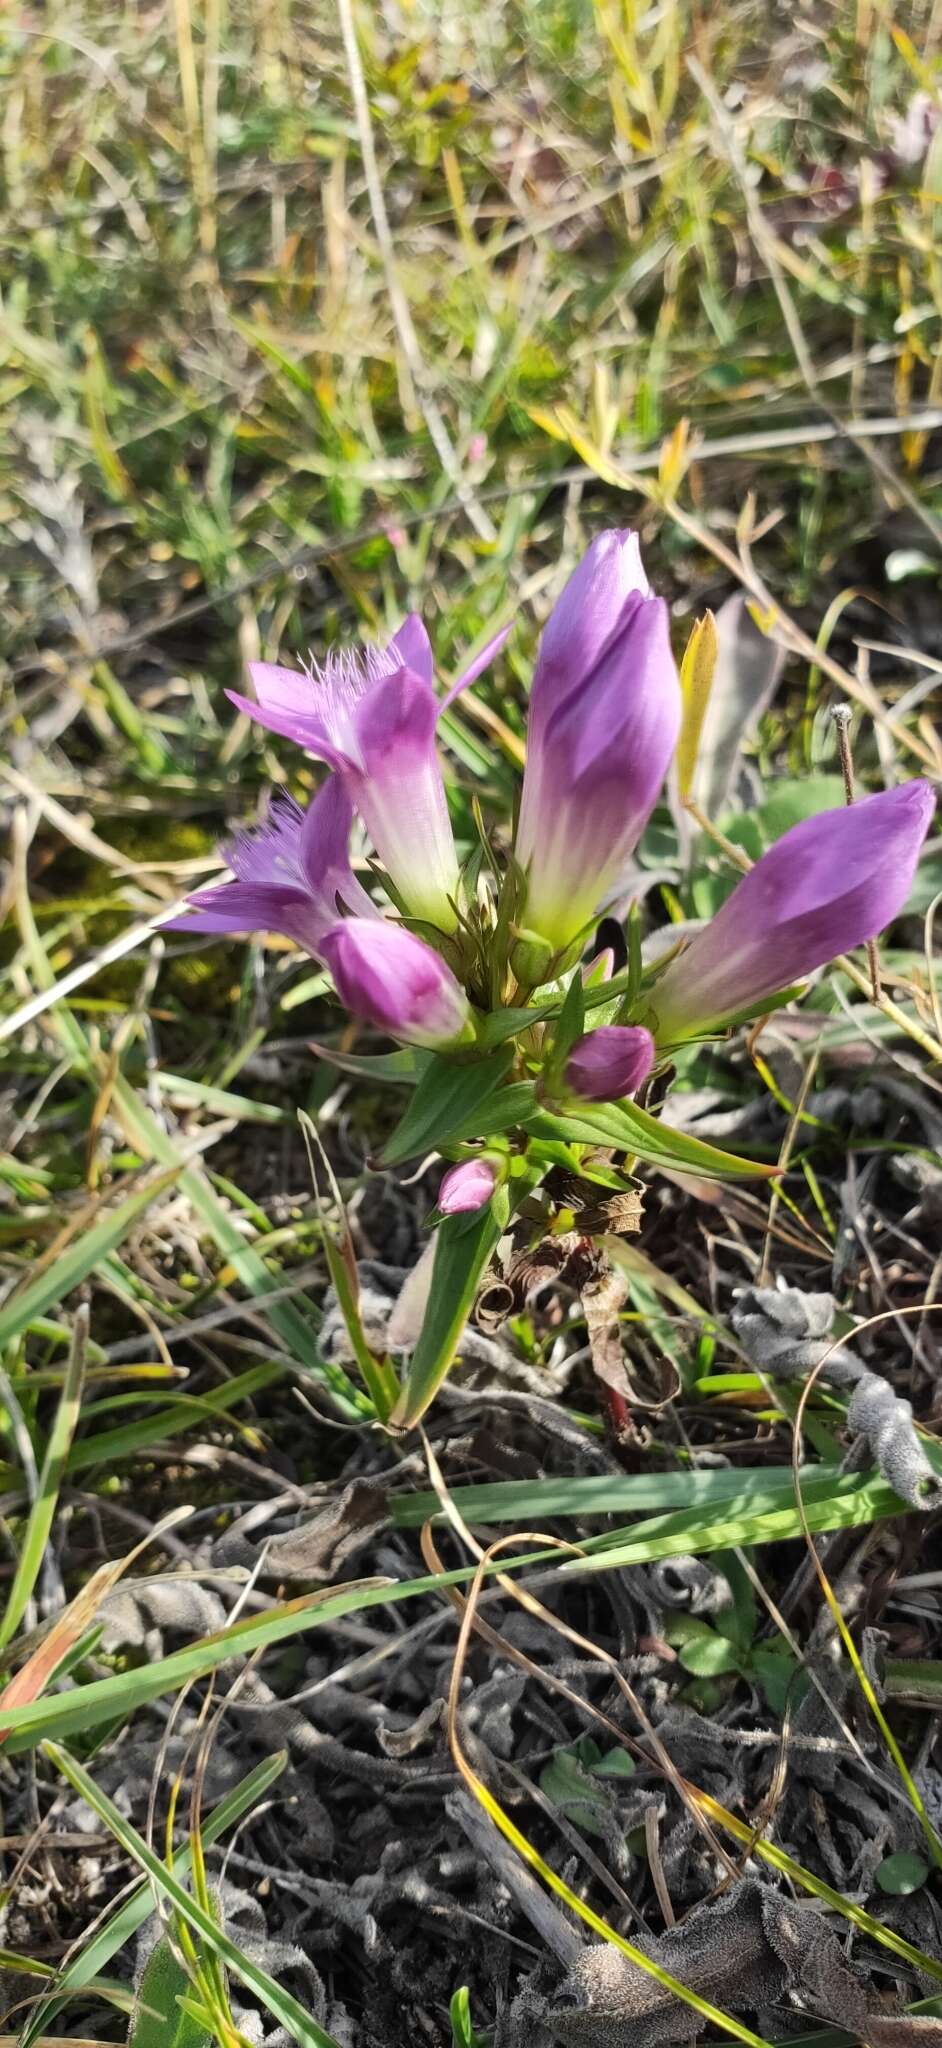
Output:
1,1462,929,1751
0,1171,179,1350
0,1306,88,1650
42,1744,343,2048
20,1753,287,2048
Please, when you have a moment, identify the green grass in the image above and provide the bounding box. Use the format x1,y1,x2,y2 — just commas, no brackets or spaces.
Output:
2,0,942,2039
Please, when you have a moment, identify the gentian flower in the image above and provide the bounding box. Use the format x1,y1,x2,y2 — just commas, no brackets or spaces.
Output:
320,919,471,1049
171,779,471,1050
169,777,375,952
565,1025,655,1102
652,781,936,1042
438,1158,499,1214
514,531,681,953
228,615,507,934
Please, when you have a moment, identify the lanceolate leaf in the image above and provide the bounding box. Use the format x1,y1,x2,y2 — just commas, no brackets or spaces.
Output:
390,1196,509,1428
526,1100,778,1181
379,1048,514,1165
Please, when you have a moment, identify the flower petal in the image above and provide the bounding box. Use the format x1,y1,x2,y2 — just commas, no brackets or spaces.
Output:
438,1159,498,1214
565,1025,655,1102
247,662,312,716
320,917,470,1047
165,880,322,950
534,529,650,724
348,665,460,930
390,614,434,684
225,688,354,771
299,775,376,920
515,557,681,952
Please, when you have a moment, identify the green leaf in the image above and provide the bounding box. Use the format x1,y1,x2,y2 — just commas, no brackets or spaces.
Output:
450,1985,485,2048
65,1359,284,1473
131,1935,211,2048
473,1081,539,1139
592,1746,636,1780
475,1001,558,1048
42,1743,343,2048
391,1463,837,1527
750,1645,802,1717
3,1455,936,1754
756,776,847,842
390,1200,508,1428
380,1049,515,1165
677,1627,742,1677
525,1100,778,1181
539,1744,613,1836
876,1853,930,1897
156,1074,291,1122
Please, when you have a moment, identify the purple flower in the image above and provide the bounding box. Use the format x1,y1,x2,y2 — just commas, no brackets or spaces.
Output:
228,616,507,933
438,1158,498,1215
653,781,936,1042
319,918,472,1049
515,531,681,952
169,777,375,952
565,1025,655,1102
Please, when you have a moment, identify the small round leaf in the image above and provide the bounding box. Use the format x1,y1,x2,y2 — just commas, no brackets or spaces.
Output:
875,1853,929,1897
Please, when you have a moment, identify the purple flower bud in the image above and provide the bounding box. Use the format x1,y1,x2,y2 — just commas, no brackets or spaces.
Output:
438,1158,498,1215
319,918,471,1049
168,778,375,953
564,1025,655,1102
653,781,936,1041
515,531,681,951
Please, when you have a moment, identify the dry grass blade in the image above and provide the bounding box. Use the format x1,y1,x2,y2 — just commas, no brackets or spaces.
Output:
0,1507,191,1741
420,1428,740,1876
791,1303,942,1870
443,1525,776,2048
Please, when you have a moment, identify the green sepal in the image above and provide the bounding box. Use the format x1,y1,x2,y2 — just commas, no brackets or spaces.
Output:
547,969,586,1082
650,982,809,1050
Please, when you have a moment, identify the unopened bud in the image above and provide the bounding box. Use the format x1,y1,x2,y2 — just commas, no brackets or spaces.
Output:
510,927,556,989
